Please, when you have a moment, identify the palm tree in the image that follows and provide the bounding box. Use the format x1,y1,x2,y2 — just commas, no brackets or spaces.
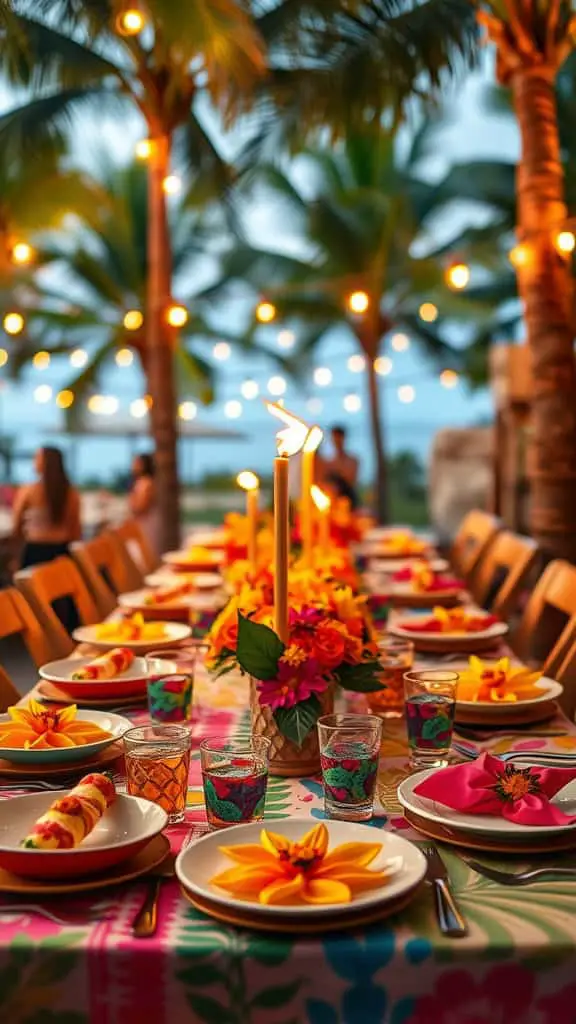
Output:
213,128,465,522
6,159,234,410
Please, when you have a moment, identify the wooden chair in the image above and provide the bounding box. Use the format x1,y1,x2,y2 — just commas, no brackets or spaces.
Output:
0,665,19,712
71,532,142,618
510,560,576,672
114,519,158,575
450,510,501,579
470,530,540,619
0,587,63,670
14,556,101,656
552,636,576,721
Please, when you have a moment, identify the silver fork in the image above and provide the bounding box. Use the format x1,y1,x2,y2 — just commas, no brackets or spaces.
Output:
460,856,576,886
452,742,576,768
0,772,125,795
181,823,210,850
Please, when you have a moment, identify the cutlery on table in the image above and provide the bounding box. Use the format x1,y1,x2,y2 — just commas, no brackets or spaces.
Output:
131,825,209,938
454,726,566,742
423,846,468,938
458,856,576,886
451,742,576,768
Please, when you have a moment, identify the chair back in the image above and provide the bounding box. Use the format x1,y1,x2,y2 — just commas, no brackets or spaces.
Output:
471,530,540,618
0,665,19,713
72,532,142,617
0,587,63,668
511,560,576,671
450,510,501,578
14,556,100,656
114,520,157,575
552,637,576,721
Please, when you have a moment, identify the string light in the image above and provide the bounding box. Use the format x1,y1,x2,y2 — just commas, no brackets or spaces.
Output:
135,139,153,160
56,389,74,409
163,175,181,195
0,349,7,367
313,367,333,387
419,302,438,323
11,242,33,265
347,354,365,373
130,398,148,418
237,470,259,491
343,393,362,413
32,351,50,370
166,304,188,327
70,348,88,368
224,399,243,419
88,394,119,416
145,393,153,408
555,231,576,255
440,369,459,389
115,348,134,367
213,341,231,361
347,290,370,314
256,300,276,323
123,310,143,330
268,375,287,397
33,384,52,404
115,8,145,35
3,312,24,335
509,243,531,269
241,379,259,400
446,263,470,290
374,356,392,376
179,401,197,421
398,384,415,403
277,330,295,349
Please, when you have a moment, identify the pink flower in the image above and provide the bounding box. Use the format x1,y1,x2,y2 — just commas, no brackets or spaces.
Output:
257,656,328,710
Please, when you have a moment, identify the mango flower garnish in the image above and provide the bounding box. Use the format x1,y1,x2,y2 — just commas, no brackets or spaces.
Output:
0,699,111,749
210,823,389,906
457,656,543,703
411,562,435,592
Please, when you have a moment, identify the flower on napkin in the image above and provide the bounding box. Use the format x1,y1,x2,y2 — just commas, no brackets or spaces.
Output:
414,752,576,826
401,606,499,634
210,823,388,906
393,562,463,593
457,656,543,703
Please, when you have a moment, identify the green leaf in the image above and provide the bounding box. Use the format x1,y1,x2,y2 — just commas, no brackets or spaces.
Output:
273,694,321,746
176,963,226,986
251,979,303,1009
246,936,293,966
185,993,235,1024
337,661,383,693
236,612,284,681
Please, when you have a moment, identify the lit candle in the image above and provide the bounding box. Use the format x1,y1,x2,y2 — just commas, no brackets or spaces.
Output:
236,471,260,571
301,425,323,568
311,485,331,556
266,402,310,644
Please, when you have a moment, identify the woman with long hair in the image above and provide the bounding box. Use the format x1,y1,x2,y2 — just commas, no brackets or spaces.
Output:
128,451,160,557
13,446,81,567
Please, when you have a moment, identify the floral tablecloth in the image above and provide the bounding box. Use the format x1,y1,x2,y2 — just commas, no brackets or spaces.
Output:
4,669,576,1024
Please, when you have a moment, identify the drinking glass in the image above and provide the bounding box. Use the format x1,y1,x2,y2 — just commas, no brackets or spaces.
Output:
146,649,196,724
200,736,270,830
404,670,458,769
367,636,415,717
124,724,191,824
317,714,383,822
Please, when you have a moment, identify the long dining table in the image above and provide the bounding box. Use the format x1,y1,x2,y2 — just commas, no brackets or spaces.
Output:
3,590,576,1023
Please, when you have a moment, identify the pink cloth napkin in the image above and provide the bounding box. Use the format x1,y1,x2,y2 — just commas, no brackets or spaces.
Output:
414,752,576,826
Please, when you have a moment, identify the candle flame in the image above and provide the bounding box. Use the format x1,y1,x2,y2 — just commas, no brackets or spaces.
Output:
303,424,323,453
266,401,311,457
311,485,331,512
237,470,260,491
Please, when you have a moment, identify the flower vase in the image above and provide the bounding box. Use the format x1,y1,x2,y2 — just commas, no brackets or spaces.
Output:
250,678,333,777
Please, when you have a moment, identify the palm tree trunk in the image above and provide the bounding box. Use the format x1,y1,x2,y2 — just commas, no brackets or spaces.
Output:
146,132,180,552
511,67,576,560
366,356,388,524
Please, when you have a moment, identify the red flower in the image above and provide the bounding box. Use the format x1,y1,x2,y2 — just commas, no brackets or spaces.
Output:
312,624,347,669
411,966,535,1024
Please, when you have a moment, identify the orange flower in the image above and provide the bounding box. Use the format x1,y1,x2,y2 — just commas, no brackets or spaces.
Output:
312,623,348,669
210,823,390,906
0,700,112,749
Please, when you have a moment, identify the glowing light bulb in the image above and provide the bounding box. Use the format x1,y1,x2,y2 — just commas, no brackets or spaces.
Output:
398,385,415,403
11,242,33,265
391,333,409,352
313,367,332,387
555,231,576,255
130,398,148,419
374,356,392,376
347,290,370,314
343,393,361,413
32,351,50,370
115,348,134,367
224,400,243,419
56,389,74,409
237,470,259,491
241,379,259,400
440,369,459,389
88,394,118,416
166,304,188,327
347,354,365,373
178,401,197,421
3,312,24,335
0,349,8,367
256,301,276,323
446,263,470,290
268,375,287,397
33,384,52,404
116,8,145,35
509,243,531,269
70,348,88,368
277,330,295,349
419,302,438,323
135,139,153,160
123,310,143,330
213,341,231,361
163,175,181,195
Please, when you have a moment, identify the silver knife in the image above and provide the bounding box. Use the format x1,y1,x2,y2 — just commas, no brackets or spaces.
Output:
424,846,468,938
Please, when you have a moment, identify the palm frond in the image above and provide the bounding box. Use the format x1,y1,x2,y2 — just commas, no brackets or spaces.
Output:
0,86,122,157
3,14,123,90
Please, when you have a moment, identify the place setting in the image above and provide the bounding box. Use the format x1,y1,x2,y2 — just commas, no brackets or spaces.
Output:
72,613,192,652
388,604,509,653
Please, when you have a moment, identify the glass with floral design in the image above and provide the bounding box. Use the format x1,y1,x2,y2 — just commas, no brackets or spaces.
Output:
318,714,382,822
200,736,270,830
404,669,458,769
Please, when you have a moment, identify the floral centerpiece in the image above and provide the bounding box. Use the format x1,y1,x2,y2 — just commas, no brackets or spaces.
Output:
222,512,274,566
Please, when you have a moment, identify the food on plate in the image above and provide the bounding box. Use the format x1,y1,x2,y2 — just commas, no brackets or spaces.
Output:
21,772,116,849
144,582,193,606
400,606,500,635
71,647,135,680
181,547,221,565
457,656,543,703
95,613,168,643
392,562,463,593
210,823,390,907
378,533,429,557
0,700,113,749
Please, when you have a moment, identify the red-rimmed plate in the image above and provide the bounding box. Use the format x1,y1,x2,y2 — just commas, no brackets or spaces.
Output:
39,655,174,700
0,791,168,879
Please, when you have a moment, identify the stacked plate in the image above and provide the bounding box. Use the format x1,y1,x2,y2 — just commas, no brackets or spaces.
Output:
72,622,191,653
175,818,427,934
398,769,576,854
39,654,176,705
118,588,224,622
389,613,508,653
456,675,563,727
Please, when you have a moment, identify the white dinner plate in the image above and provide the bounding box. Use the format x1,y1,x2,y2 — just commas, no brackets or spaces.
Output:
118,589,224,613
39,655,174,686
0,709,131,765
389,614,508,645
175,817,427,919
398,769,576,838
144,572,223,591
456,675,563,716
369,558,448,574
72,622,192,652
163,550,225,569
